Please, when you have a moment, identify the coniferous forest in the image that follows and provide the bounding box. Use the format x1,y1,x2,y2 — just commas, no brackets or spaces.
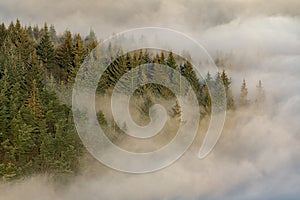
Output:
0,20,265,180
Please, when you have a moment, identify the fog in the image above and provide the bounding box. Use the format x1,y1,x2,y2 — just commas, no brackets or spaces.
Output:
1,0,300,199
1,0,300,36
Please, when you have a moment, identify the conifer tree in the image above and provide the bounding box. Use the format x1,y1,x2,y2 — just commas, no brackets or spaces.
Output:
239,79,249,107
85,28,97,44
36,23,55,69
55,31,74,82
26,25,34,40
255,80,265,109
182,60,200,96
26,80,43,120
67,33,86,84
221,70,235,109
0,23,7,48
49,25,58,45
85,29,98,54
160,51,166,65
33,25,40,41
167,51,177,69
167,51,177,83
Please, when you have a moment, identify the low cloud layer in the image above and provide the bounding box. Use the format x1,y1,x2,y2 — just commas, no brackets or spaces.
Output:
1,0,300,36
1,0,300,199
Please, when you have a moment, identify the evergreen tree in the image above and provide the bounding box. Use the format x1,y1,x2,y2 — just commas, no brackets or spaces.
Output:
33,25,40,41
36,23,55,69
239,79,250,107
49,25,58,45
26,25,34,40
167,51,177,69
255,80,265,109
55,31,74,82
67,33,86,84
160,51,166,65
167,51,177,83
182,60,200,96
85,28,97,44
85,29,98,54
221,70,235,109
26,80,43,120
0,23,7,48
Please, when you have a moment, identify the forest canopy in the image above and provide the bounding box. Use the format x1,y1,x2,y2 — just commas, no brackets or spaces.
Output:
0,20,264,180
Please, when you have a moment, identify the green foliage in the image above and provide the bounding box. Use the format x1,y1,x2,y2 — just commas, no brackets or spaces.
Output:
36,23,55,69
55,31,74,82
0,20,82,180
0,19,261,181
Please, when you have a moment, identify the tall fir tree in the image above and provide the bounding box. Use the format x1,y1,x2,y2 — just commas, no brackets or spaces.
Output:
221,70,235,109
68,33,86,84
239,79,250,107
0,23,7,48
55,31,74,82
26,79,43,120
49,24,58,45
36,23,55,70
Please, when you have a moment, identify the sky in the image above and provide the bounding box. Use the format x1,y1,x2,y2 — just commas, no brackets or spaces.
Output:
0,0,300,37
0,0,300,200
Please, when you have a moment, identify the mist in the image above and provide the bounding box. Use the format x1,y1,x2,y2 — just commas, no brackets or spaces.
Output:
1,0,300,199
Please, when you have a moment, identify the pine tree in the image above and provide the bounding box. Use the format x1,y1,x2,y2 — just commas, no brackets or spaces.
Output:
26,80,43,120
67,33,86,84
49,25,58,45
154,53,159,64
255,80,265,109
36,23,55,69
201,72,213,113
0,35,26,89
73,33,86,64
12,26,36,68
182,60,200,96
0,23,7,48
138,49,146,65
85,29,98,54
85,28,97,44
33,25,40,41
55,31,74,82
26,25,34,40
210,72,227,111
167,51,177,83
160,51,166,65
221,70,235,109
167,51,177,69
239,79,249,107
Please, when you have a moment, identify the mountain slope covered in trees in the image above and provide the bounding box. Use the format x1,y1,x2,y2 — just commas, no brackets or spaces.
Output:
0,20,264,180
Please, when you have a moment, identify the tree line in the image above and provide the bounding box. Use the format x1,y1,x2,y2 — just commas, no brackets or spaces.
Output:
0,20,265,180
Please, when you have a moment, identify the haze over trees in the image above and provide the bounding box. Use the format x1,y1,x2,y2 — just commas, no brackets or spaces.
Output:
0,20,264,180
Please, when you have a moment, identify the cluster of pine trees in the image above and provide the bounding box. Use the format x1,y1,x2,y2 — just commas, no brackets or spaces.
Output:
0,20,265,180
97,49,237,115
0,20,98,180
